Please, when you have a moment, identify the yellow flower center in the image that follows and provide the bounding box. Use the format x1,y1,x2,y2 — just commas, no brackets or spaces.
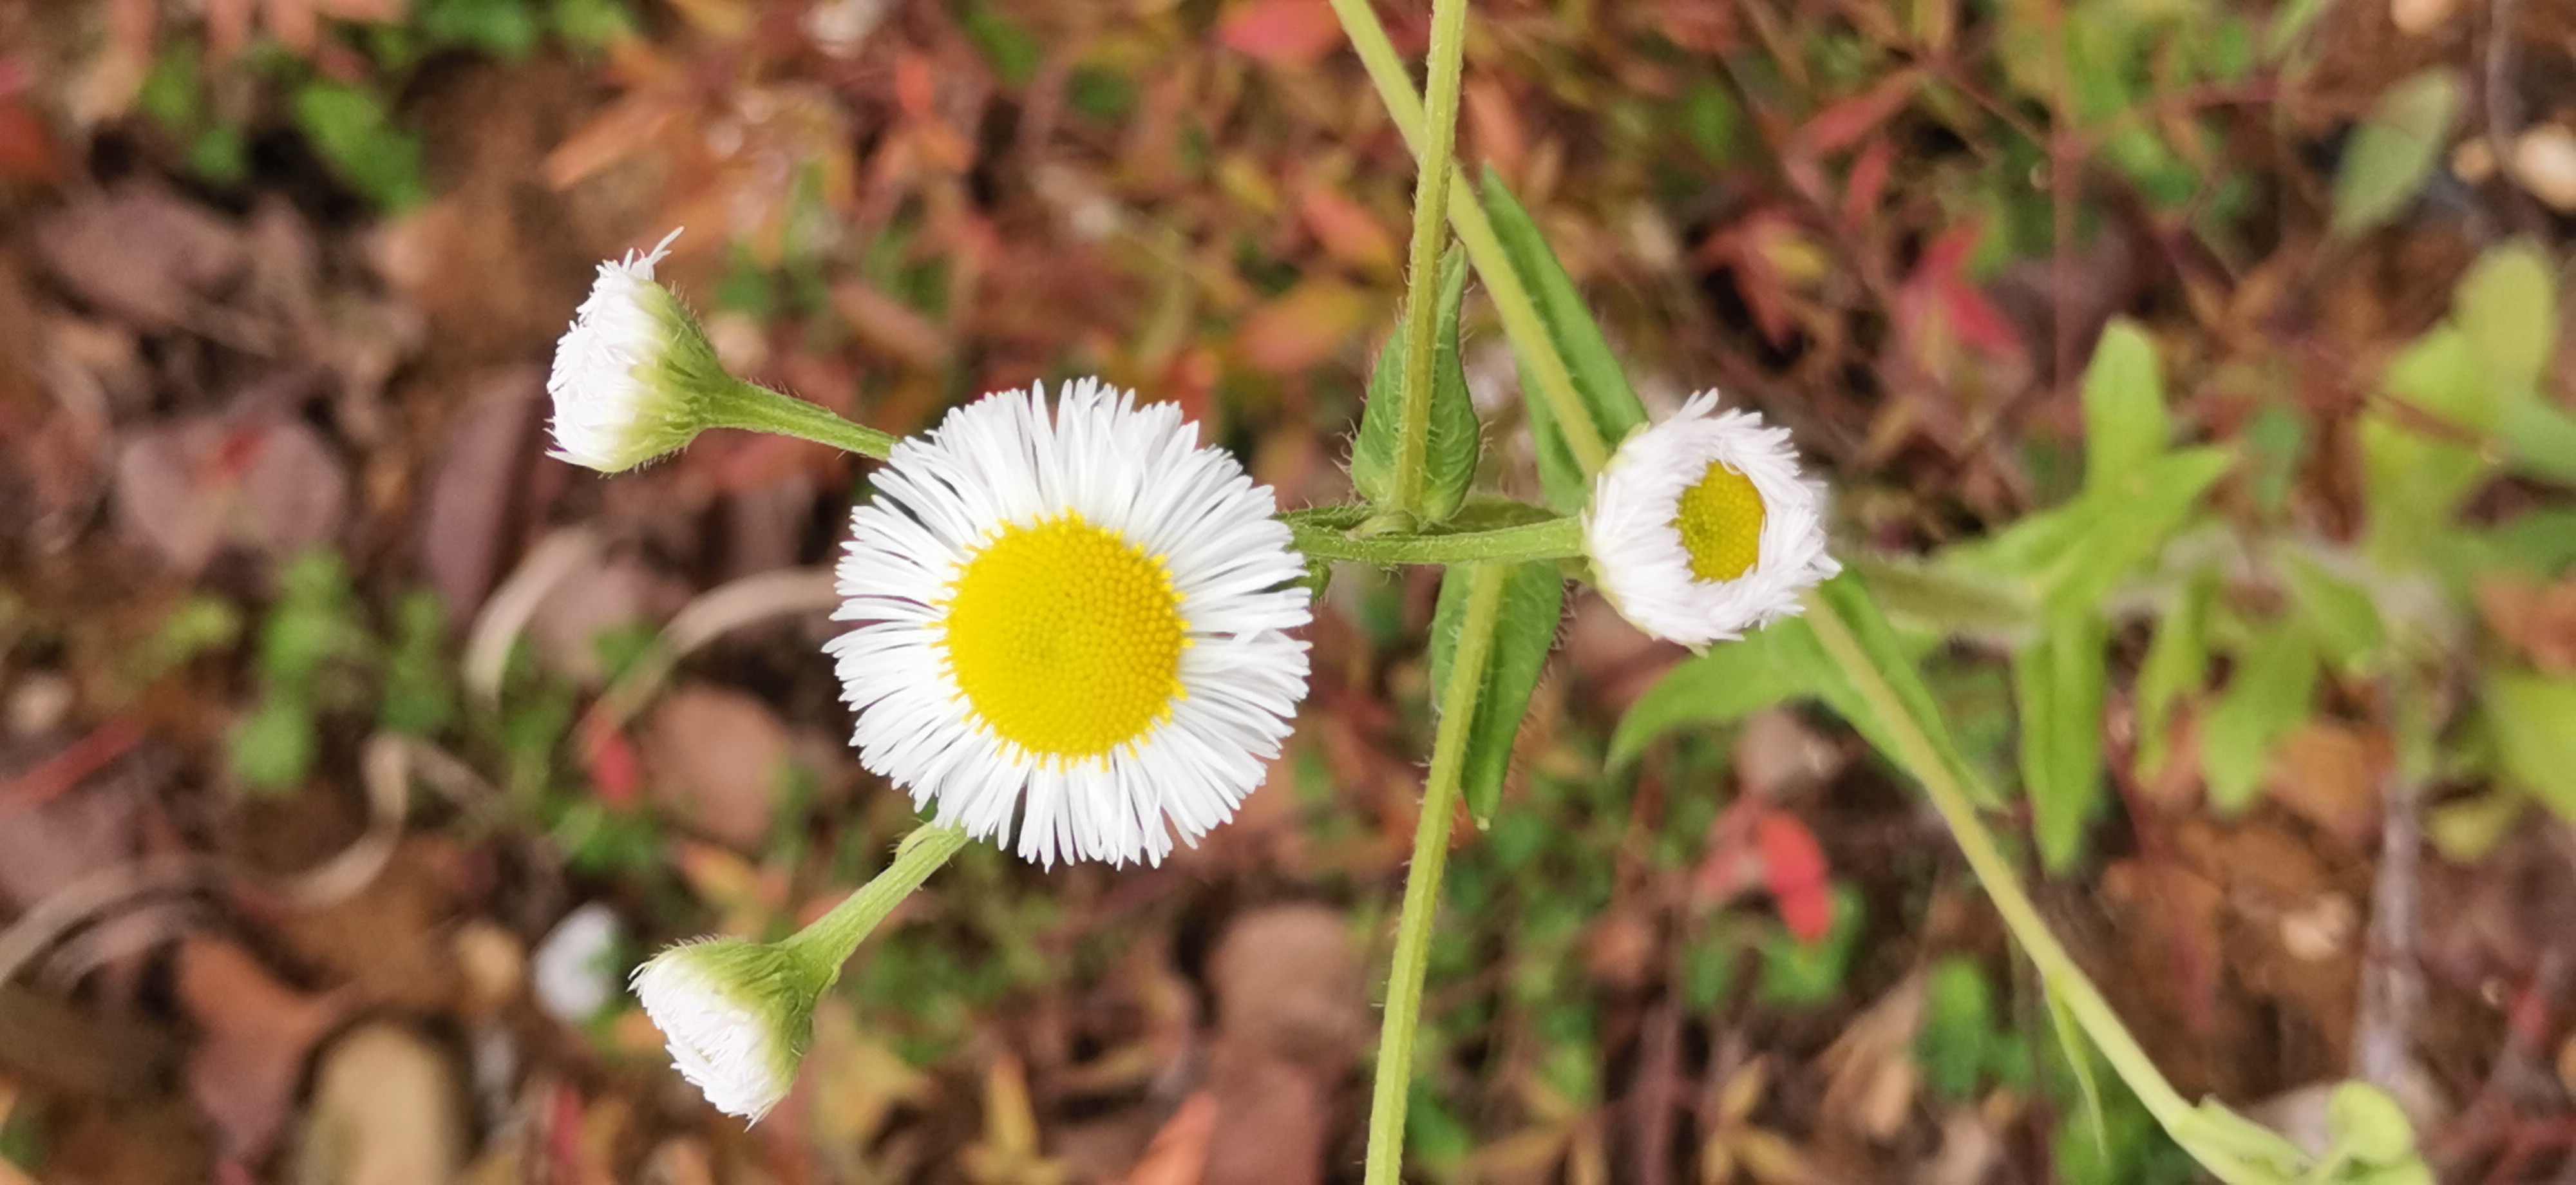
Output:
940,513,1189,762
1672,460,1766,582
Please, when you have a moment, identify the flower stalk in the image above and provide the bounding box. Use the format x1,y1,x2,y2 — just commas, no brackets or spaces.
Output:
1386,0,1472,517
706,381,898,460
784,823,971,970
1363,562,1506,1184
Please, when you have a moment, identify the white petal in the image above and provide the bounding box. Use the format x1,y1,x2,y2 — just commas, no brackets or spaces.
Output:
547,229,693,471
1582,391,1841,648
826,379,1312,867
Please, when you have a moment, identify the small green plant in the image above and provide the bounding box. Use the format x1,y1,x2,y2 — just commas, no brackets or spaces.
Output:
227,554,460,795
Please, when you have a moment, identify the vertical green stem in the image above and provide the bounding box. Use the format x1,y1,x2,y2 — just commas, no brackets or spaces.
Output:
1364,563,1506,1184
1387,0,1472,516
1325,0,1611,476
782,824,970,979
704,379,898,460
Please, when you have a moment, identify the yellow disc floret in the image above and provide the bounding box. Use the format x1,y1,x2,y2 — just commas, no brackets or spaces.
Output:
1672,459,1765,582
940,513,1189,763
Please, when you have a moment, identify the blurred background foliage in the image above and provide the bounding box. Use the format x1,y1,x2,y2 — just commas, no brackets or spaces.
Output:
1,0,2575,1180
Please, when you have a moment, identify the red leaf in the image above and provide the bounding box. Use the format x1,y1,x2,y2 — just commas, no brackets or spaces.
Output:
1916,222,2024,361
1756,812,1834,943
0,97,63,186
1840,136,1894,231
1789,69,1923,159
1218,0,1343,67
580,716,641,808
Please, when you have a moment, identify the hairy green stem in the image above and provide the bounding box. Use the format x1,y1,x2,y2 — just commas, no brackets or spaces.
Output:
1365,563,1506,1184
705,379,898,460
1386,0,1472,516
1799,591,2284,1182
782,824,969,978
1289,515,1582,566
1324,0,1611,476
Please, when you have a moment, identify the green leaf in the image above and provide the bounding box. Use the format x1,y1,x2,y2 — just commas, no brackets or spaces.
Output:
2499,397,2576,487
1427,562,1565,826
1846,555,2036,638
419,0,544,57
2488,673,2576,819
2456,242,2557,393
1351,249,1480,522
1943,449,2231,618
2281,551,2385,673
1756,884,1863,1007
2081,319,2169,491
229,694,316,794
2326,1081,2421,1166
1480,171,1649,513
2041,448,2231,616
2016,611,2110,873
2045,985,2110,1164
1917,957,1995,1101
2134,576,2211,781
2363,328,2501,564
1606,628,1803,767
2201,627,2320,812
2330,70,2460,237
293,82,427,211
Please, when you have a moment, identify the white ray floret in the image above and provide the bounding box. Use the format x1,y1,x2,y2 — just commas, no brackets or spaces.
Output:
630,938,817,1123
1583,391,1839,649
546,228,724,472
827,378,1313,867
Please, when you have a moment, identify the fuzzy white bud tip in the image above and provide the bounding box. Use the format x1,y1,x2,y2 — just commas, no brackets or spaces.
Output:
630,939,811,1122
547,228,701,473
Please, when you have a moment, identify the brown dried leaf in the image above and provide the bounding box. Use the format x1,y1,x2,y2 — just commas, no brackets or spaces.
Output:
1235,280,1372,375
178,936,346,1161
415,368,542,621
33,185,245,331
642,684,795,849
1206,905,1367,1069
1123,1092,1217,1185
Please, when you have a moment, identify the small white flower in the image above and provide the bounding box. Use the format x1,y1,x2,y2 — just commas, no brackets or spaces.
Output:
630,938,820,1123
1584,391,1839,648
547,228,728,472
827,378,1312,867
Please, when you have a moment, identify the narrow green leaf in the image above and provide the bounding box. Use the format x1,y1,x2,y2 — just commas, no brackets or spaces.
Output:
2330,70,2460,237
1352,249,1481,522
2044,985,2110,1162
2455,242,2557,395
2281,551,2385,673
2080,319,2168,492
1480,172,1648,512
2133,577,2213,780
2487,673,2576,820
2363,328,2501,564
2500,397,2576,487
1428,561,1565,826
1847,555,2036,639
1606,629,1803,767
2040,448,2231,615
2016,611,2110,873
2201,627,2320,812
1943,448,2230,618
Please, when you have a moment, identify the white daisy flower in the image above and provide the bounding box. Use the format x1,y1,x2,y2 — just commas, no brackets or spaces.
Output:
1584,391,1839,648
826,378,1313,867
630,938,821,1122
547,228,734,472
